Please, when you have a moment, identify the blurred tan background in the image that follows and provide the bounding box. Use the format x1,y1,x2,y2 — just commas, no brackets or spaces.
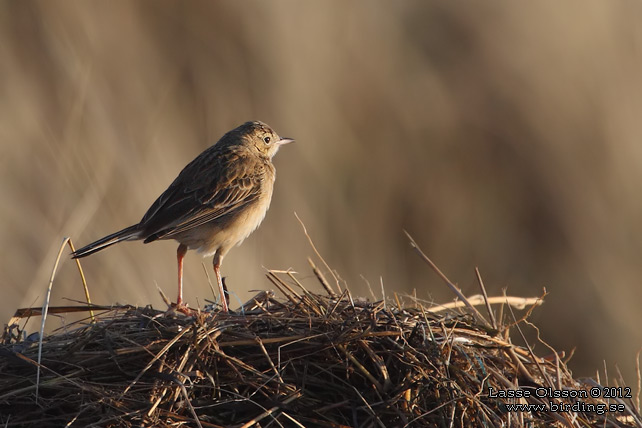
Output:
2,1,642,383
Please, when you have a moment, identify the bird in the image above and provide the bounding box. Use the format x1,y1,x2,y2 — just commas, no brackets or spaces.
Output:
71,121,294,313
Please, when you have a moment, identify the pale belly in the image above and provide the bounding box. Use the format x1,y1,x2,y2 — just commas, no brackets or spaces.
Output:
172,188,273,258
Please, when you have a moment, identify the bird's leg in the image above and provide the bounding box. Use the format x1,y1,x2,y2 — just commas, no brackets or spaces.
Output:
213,253,229,312
176,244,188,307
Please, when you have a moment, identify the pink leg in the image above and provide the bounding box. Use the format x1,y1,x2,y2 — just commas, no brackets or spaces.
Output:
213,255,229,312
176,244,188,306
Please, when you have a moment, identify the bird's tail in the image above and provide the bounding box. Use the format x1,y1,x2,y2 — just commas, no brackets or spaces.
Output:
71,225,141,258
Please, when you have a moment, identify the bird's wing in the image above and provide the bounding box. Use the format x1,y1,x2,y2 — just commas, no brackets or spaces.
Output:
140,149,266,242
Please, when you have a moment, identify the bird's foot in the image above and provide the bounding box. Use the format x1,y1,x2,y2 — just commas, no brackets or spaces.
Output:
165,302,196,316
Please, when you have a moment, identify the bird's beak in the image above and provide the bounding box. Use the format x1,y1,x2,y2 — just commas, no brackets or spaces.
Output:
277,137,295,146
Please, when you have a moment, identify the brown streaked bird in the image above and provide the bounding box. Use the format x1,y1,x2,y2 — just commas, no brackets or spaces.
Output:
72,121,294,312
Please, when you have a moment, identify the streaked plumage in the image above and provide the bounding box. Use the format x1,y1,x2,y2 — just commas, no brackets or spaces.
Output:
72,121,293,312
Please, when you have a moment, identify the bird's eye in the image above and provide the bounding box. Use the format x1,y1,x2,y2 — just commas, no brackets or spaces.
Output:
263,136,271,144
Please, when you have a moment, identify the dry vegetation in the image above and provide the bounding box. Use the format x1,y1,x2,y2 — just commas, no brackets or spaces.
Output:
1,243,640,427
4,0,642,414
3,1,642,382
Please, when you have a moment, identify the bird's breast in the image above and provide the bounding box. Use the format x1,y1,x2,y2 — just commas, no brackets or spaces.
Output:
180,170,275,257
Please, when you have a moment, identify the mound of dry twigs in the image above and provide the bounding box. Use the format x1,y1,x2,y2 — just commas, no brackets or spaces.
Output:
1,253,641,427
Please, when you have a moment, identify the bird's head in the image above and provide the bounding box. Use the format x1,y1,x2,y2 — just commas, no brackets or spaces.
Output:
234,121,294,159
